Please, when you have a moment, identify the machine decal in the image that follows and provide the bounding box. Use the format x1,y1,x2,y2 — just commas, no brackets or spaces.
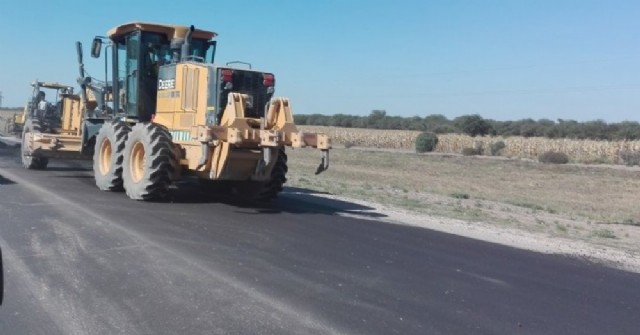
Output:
158,79,176,90
169,130,192,142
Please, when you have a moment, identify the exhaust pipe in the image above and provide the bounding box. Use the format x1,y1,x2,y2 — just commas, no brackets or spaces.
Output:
181,25,195,61
76,42,89,107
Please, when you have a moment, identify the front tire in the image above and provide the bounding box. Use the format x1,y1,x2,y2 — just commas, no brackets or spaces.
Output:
21,119,48,170
122,122,175,200
93,121,131,191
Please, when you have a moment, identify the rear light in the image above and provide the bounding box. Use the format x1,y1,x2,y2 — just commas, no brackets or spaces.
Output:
263,73,275,87
221,69,234,82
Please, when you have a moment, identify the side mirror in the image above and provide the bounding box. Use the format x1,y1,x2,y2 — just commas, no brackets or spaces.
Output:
91,38,102,58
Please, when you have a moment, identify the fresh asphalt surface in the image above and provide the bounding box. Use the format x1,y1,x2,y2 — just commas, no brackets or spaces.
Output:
0,145,638,334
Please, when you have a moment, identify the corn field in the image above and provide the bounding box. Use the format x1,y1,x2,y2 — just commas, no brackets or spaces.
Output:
300,126,640,164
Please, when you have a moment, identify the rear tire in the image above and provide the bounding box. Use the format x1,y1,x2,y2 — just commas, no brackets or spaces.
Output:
122,122,175,200
257,147,288,201
93,121,131,191
21,119,48,170
234,147,288,202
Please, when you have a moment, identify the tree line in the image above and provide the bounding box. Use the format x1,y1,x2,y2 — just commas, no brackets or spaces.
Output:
295,110,640,141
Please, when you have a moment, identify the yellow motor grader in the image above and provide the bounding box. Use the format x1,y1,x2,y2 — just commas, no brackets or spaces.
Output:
0,82,71,137
20,80,105,168
0,111,22,137
20,44,114,170
22,22,330,201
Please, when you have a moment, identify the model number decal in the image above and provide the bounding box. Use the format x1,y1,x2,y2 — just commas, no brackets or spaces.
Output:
158,79,175,90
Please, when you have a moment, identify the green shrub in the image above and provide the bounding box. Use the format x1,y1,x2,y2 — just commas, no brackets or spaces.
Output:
450,192,470,199
415,131,439,153
619,150,640,166
461,147,481,156
591,229,616,239
538,151,569,164
343,141,355,149
490,140,506,156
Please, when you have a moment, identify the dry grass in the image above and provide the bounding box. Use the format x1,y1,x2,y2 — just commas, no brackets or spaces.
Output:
299,126,418,150
0,110,19,117
299,126,640,164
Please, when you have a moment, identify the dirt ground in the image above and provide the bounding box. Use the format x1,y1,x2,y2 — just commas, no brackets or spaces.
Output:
0,109,20,118
285,147,640,272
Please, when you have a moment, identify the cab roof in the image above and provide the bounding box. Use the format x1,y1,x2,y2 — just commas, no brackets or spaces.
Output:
107,22,217,41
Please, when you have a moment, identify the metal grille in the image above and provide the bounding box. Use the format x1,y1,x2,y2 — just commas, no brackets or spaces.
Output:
216,69,269,118
231,70,268,118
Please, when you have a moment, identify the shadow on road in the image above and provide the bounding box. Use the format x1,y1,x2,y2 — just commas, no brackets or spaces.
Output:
0,174,15,185
0,153,385,219
0,147,20,158
163,183,386,219
46,165,92,172
274,187,386,218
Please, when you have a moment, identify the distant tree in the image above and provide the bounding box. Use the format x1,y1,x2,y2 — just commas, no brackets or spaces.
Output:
432,124,457,134
615,121,640,140
423,114,449,132
351,117,367,128
330,114,354,128
453,114,494,137
404,116,425,131
386,116,404,129
294,112,639,142
535,119,556,138
581,120,610,140
556,119,580,139
314,114,331,126
367,110,387,128
491,120,517,137
295,114,309,125
519,119,539,137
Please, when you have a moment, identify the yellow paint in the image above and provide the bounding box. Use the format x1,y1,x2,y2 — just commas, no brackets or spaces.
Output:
155,63,209,134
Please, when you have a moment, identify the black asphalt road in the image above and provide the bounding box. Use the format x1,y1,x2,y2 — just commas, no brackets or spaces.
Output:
0,147,639,334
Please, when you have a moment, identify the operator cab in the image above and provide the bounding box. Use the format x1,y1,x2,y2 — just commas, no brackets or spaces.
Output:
101,23,216,122
95,22,275,128
28,82,74,129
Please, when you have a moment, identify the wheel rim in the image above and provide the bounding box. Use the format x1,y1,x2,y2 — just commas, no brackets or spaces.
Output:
99,138,112,175
130,141,145,183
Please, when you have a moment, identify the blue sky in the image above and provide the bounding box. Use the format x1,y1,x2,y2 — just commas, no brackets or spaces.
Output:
0,0,639,122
